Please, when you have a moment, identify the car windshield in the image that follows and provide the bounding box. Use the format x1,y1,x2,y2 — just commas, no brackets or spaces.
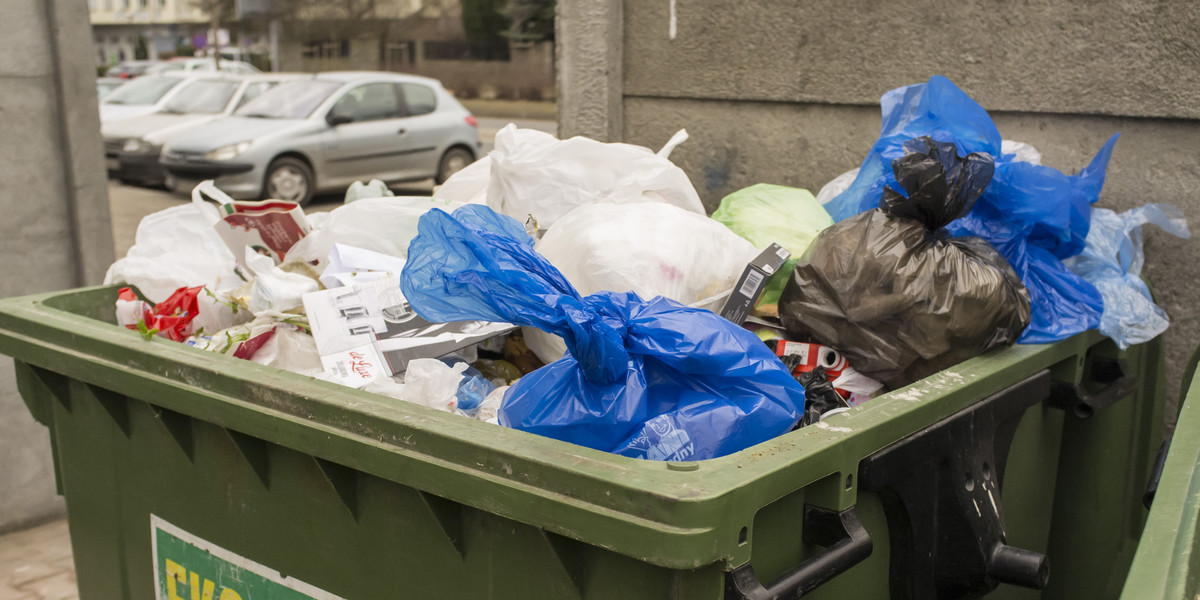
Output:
161,79,240,114
103,76,184,105
96,81,123,99
234,80,340,119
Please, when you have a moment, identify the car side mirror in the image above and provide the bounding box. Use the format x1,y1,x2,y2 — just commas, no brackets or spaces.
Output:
326,113,353,127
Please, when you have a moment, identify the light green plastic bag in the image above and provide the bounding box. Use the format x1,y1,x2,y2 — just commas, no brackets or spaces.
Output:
712,184,834,308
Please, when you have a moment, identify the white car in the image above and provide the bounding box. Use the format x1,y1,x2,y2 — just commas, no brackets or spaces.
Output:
147,57,260,75
103,73,304,186
98,73,200,123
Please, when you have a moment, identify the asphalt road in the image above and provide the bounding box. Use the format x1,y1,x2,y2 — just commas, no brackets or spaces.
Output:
107,117,555,258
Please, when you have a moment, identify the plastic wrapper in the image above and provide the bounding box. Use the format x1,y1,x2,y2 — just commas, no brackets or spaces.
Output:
285,196,466,272
712,184,834,307
433,125,705,230
400,204,806,461
822,75,1113,343
780,137,1032,387
116,286,203,342
441,358,498,416
104,196,240,303
1063,204,1191,349
243,248,319,315
791,367,847,427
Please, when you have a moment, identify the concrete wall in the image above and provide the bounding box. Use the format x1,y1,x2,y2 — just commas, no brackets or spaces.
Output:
0,0,114,533
558,0,1200,426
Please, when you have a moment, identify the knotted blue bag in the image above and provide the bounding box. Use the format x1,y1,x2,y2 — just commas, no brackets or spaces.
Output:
400,204,806,461
825,75,1114,343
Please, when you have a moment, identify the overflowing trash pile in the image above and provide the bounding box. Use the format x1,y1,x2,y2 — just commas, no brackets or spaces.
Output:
104,77,1189,462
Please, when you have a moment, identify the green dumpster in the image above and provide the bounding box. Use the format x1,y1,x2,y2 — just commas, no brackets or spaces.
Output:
1120,345,1200,599
0,285,1166,599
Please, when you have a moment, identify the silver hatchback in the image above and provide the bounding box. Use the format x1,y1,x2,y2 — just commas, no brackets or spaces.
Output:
160,71,481,205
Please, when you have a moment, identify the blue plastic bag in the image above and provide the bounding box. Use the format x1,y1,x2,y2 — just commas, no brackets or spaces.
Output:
1063,205,1190,349
825,75,1114,343
401,204,806,461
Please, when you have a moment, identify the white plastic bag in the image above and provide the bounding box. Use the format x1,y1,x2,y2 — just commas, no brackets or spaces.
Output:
432,156,491,205
397,359,467,413
1063,204,1190,349
815,168,860,206
1000,139,1043,165
244,248,319,315
525,202,759,364
436,125,705,229
104,193,240,303
344,179,394,204
476,385,508,423
285,196,465,272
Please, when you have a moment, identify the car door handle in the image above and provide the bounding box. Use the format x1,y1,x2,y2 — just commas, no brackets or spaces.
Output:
397,128,407,135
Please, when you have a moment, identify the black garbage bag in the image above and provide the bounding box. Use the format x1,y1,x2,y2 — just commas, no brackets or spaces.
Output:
788,365,846,427
780,136,1032,387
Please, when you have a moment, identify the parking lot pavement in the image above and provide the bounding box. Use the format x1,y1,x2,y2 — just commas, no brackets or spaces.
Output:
0,519,76,600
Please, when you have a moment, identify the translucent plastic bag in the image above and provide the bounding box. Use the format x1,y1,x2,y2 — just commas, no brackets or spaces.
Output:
1063,205,1190,349
823,76,1112,343
527,202,757,363
285,196,466,272
711,184,834,307
343,179,394,203
435,125,705,230
104,193,239,303
780,137,1032,387
400,204,806,461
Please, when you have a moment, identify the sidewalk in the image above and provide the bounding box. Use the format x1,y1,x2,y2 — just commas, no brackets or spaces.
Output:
0,520,76,600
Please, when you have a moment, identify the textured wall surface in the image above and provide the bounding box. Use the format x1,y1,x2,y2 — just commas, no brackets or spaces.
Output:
623,0,1200,119
557,0,623,140
0,0,114,533
559,0,1200,426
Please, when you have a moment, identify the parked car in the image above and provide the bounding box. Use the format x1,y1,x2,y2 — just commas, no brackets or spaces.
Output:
103,73,304,187
104,60,162,79
96,77,125,99
99,73,199,123
147,57,260,75
160,72,481,205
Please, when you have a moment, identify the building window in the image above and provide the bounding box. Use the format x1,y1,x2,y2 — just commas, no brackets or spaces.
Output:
301,40,350,60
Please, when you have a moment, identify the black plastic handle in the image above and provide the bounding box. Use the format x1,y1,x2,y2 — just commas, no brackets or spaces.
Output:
1144,437,1172,509
725,506,872,600
1048,357,1136,419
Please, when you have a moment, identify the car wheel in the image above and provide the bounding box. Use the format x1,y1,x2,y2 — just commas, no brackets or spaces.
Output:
264,157,314,206
435,147,474,185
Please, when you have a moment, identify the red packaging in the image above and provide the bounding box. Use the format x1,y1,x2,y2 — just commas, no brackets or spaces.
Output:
769,340,851,392
117,286,203,342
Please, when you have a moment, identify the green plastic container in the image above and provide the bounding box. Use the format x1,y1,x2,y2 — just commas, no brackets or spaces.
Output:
0,285,1166,599
1120,345,1200,599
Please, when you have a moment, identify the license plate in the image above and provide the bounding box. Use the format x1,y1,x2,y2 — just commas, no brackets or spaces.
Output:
105,157,120,171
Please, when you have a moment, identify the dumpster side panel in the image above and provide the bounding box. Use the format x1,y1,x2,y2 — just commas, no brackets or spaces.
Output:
1043,338,1165,599
37,362,728,600
1121,349,1200,599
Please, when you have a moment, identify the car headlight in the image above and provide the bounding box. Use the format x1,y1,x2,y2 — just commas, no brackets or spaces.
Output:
122,138,160,154
205,141,252,161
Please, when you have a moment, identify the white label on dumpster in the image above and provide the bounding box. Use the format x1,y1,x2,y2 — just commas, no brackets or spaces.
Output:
151,515,344,600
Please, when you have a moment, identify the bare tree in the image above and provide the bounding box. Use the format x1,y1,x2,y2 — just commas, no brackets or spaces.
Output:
192,0,236,66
